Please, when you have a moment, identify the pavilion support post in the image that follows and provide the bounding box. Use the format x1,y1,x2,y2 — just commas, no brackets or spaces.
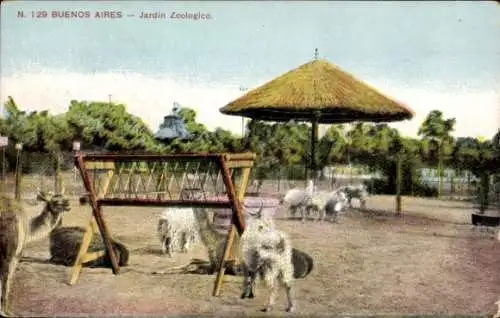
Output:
310,119,319,182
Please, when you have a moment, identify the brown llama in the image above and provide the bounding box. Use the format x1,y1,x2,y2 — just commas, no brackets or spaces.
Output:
0,191,71,317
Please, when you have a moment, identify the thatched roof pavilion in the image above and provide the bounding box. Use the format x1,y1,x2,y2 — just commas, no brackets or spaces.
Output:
220,59,414,123
220,57,414,213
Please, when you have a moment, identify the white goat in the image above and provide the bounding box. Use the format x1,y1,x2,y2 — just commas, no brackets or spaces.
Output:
281,180,315,219
303,191,332,221
240,207,295,312
156,189,201,257
305,189,348,222
157,208,200,256
340,184,369,209
322,191,348,222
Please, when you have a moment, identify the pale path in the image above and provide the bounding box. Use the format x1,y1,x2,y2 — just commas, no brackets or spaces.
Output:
9,197,500,316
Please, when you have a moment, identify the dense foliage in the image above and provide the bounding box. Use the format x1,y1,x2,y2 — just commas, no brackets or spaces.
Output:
0,97,498,200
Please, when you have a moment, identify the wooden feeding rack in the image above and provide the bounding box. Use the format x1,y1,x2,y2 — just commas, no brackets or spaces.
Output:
70,152,255,297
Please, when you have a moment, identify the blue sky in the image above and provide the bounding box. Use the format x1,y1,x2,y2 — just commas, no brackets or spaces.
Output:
1,1,499,138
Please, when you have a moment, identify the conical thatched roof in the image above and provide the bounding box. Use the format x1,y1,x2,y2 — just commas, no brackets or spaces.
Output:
220,59,414,123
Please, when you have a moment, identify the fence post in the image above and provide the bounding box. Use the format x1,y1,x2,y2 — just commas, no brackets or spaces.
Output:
54,152,64,193
277,167,281,193
411,166,417,197
496,174,500,208
371,175,375,194
349,164,353,184
0,136,7,195
73,141,81,196
41,172,45,192
1,146,6,195
14,143,23,201
395,154,402,215
478,172,489,214
437,142,442,198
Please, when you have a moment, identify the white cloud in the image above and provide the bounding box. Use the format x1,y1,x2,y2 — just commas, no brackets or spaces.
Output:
0,70,246,134
371,81,500,139
1,70,498,139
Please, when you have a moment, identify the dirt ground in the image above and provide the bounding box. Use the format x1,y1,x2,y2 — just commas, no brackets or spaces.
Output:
8,195,500,317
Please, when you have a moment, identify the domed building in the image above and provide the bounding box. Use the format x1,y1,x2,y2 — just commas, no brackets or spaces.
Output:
154,102,192,142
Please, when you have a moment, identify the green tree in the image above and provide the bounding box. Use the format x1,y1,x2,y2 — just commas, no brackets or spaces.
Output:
271,122,309,166
345,123,373,166
418,110,456,197
66,100,159,152
365,124,404,194
245,120,280,180
453,135,497,212
0,97,34,147
242,120,309,181
343,122,425,196
178,108,209,137
317,124,347,178
0,97,74,152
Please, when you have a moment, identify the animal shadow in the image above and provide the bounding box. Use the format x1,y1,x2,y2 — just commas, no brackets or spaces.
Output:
286,216,305,221
355,207,397,218
131,246,162,255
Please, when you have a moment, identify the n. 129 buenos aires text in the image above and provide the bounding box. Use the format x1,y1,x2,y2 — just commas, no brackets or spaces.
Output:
19,10,123,19
17,10,212,20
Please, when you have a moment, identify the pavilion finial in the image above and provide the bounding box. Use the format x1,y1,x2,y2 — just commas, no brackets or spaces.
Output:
172,101,182,115
314,48,318,60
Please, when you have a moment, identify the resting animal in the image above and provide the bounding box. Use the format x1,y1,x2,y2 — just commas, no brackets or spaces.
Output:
49,226,129,268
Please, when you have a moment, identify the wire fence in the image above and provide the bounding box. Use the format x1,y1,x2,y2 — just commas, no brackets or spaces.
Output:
0,152,86,202
248,170,495,198
0,151,498,209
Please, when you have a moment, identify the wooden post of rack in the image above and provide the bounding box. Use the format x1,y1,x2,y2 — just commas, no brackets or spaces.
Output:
69,161,115,285
212,153,253,296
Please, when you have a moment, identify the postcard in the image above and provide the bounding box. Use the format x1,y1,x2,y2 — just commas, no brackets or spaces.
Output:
0,1,499,317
